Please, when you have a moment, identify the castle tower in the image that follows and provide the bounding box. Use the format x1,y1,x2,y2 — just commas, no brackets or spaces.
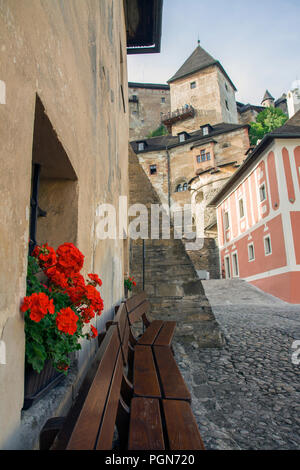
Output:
261,90,275,108
163,44,239,135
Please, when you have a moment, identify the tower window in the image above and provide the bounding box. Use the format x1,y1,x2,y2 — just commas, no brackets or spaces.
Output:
150,165,157,175
190,81,196,89
161,97,166,103
225,100,229,110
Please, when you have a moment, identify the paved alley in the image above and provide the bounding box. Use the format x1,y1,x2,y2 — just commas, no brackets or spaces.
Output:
174,279,300,450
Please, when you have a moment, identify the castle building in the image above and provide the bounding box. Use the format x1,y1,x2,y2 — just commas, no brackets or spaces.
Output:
164,43,239,134
261,89,275,108
131,44,250,278
209,111,300,303
287,80,300,118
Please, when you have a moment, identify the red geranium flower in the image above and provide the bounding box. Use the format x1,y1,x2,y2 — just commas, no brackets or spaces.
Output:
56,307,79,336
88,273,102,287
56,243,84,276
46,267,69,290
21,292,55,323
90,325,98,338
33,243,57,270
80,306,95,324
84,285,104,316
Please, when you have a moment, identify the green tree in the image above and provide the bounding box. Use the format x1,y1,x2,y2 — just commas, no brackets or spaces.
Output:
147,124,168,138
249,107,288,146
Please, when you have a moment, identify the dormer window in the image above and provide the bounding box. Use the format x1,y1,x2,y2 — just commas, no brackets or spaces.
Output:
178,132,189,143
201,124,213,136
138,142,145,151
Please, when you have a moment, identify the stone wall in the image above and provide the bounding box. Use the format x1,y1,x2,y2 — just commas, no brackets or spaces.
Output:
0,0,128,449
129,85,170,140
170,66,238,136
128,146,224,349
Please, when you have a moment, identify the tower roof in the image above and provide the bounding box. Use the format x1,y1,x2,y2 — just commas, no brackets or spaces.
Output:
167,44,237,91
262,90,274,103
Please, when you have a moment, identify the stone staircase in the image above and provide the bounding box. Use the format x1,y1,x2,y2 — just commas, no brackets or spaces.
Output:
128,146,224,348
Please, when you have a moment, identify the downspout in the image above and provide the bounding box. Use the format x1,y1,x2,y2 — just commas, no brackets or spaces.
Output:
166,145,171,208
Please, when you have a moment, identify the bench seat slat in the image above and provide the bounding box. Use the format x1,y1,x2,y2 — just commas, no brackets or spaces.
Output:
154,321,176,347
137,320,164,346
162,400,205,450
153,346,191,402
128,397,165,450
133,345,161,398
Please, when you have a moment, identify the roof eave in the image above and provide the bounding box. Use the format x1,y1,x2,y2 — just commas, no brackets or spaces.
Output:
208,133,300,207
168,61,237,91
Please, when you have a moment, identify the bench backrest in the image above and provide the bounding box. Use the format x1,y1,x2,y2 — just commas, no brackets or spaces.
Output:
51,324,124,450
124,292,150,326
111,303,130,366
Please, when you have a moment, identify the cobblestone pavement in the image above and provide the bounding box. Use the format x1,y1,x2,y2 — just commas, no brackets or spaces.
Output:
173,280,300,450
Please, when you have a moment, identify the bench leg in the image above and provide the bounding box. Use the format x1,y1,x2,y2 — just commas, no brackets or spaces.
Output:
39,417,66,450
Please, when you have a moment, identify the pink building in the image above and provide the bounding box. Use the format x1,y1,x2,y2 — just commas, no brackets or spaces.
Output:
209,114,300,303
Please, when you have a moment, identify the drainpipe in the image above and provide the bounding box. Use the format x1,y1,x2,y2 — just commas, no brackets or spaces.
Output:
166,145,171,208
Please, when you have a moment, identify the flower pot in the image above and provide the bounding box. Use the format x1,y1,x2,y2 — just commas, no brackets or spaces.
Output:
23,360,65,410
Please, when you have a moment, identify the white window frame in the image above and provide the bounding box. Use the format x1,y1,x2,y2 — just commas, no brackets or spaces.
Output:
138,142,145,151
248,242,255,262
224,255,231,279
231,251,239,277
238,197,245,219
179,133,186,143
259,183,267,202
202,127,209,136
224,211,230,230
264,235,272,256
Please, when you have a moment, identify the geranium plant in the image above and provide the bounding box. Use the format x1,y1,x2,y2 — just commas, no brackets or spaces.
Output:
21,243,104,375
124,275,136,292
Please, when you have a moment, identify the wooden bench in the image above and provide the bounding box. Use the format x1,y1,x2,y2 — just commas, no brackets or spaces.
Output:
124,292,177,349
40,303,205,451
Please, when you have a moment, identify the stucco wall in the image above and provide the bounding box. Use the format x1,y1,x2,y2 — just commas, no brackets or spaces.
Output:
0,0,128,449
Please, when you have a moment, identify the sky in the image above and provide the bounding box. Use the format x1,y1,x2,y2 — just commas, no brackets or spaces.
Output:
127,0,300,105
